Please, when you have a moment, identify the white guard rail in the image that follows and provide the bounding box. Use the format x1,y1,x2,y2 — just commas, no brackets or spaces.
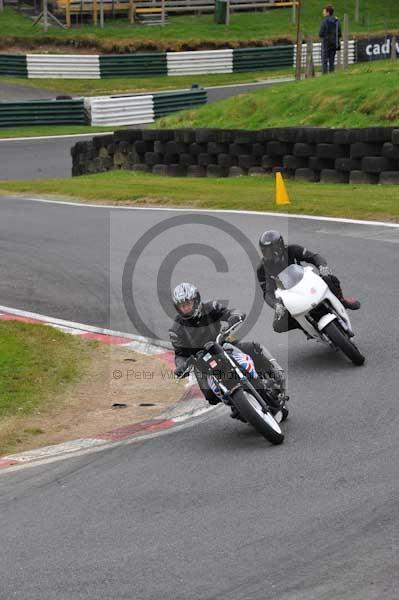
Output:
86,95,155,126
294,40,356,67
167,49,234,75
27,55,101,79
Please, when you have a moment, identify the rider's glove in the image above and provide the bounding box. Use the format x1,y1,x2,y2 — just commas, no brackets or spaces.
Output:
278,392,290,404
319,265,331,278
275,302,286,320
272,368,285,385
174,365,187,378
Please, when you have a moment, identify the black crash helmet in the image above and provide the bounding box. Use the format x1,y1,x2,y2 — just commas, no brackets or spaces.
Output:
259,230,286,261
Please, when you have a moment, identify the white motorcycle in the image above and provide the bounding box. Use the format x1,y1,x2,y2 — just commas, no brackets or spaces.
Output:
275,264,365,366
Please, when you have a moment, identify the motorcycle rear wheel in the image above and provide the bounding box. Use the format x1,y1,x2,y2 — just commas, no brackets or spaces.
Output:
232,389,284,445
324,321,365,366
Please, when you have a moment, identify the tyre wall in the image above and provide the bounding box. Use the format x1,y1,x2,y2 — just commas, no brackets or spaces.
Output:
72,127,399,184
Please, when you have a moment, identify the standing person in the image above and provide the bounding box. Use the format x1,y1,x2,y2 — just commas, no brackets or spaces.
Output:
319,5,342,74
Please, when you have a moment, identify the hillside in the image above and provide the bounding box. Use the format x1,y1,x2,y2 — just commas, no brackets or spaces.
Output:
154,61,399,129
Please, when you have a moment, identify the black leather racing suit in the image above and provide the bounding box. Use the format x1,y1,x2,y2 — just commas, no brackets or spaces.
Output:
257,244,344,333
169,301,285,405
319,15,342,73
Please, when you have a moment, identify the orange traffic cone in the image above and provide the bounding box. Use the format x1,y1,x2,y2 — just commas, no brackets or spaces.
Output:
275,171,290,205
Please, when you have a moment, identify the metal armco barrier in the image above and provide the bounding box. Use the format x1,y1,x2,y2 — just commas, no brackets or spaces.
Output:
294,40,356,67
100,53,168,77
0,55,28,76
153,88,208,117
233,45,294,71
86,95,154,126
166,49,234,75
1,40,386,80
0,99,86,127
27,55,101,79
86,88,207,126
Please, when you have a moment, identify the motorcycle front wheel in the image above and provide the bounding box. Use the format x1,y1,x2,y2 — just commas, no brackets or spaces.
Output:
232,389,284,445
324,321,365,366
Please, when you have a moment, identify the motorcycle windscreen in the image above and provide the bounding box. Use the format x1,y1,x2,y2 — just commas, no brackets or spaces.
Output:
276,264,304,289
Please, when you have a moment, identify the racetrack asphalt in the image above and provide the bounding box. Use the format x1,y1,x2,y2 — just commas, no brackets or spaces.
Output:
0,77,291,181
0,134,99,180
0,199,398,599
0,81,63,101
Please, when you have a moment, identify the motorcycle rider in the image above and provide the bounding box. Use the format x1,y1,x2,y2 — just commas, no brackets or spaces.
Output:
169,282,288,419
257,230,361,333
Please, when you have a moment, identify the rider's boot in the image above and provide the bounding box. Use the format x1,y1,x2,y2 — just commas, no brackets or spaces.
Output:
324,274,361,310
341,297,361,310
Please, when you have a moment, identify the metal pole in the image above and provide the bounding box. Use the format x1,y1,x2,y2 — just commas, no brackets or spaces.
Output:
161,0,165,25
0,0,4,13
43,0,48,32
343,13,349,70
292,0,296,25
100,0,104,28
355,0,360,24
391,35,397,60
295,0,302,80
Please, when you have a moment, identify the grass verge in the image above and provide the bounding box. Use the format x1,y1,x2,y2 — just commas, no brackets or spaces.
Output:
155,60,399,129
0,170,398,222
1,2,399,51
0,124,117,139
0,320,91,453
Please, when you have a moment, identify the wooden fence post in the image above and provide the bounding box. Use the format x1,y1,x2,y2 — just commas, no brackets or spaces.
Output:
295,0,302,80
93,0,98,25
305,36,315,78
128,0,134,23
355,0,360,23
161,0,165,25
43,0,49,32
100,0,104,28
65,0,71,27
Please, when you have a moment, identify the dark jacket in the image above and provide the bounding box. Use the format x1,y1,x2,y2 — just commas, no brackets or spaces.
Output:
169,301,243,369
257,244,327,308
319,15,342,49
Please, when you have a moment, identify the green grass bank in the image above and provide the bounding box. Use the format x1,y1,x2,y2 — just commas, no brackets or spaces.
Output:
0,320,91,453
1,0,398,52
155,61,399,129
0,170,398,222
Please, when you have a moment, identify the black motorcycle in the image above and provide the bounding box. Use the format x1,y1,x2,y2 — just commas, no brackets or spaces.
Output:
178,321,286,445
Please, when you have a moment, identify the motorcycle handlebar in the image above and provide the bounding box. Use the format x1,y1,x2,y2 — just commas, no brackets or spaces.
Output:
175,318,245,379
216,318,244,344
